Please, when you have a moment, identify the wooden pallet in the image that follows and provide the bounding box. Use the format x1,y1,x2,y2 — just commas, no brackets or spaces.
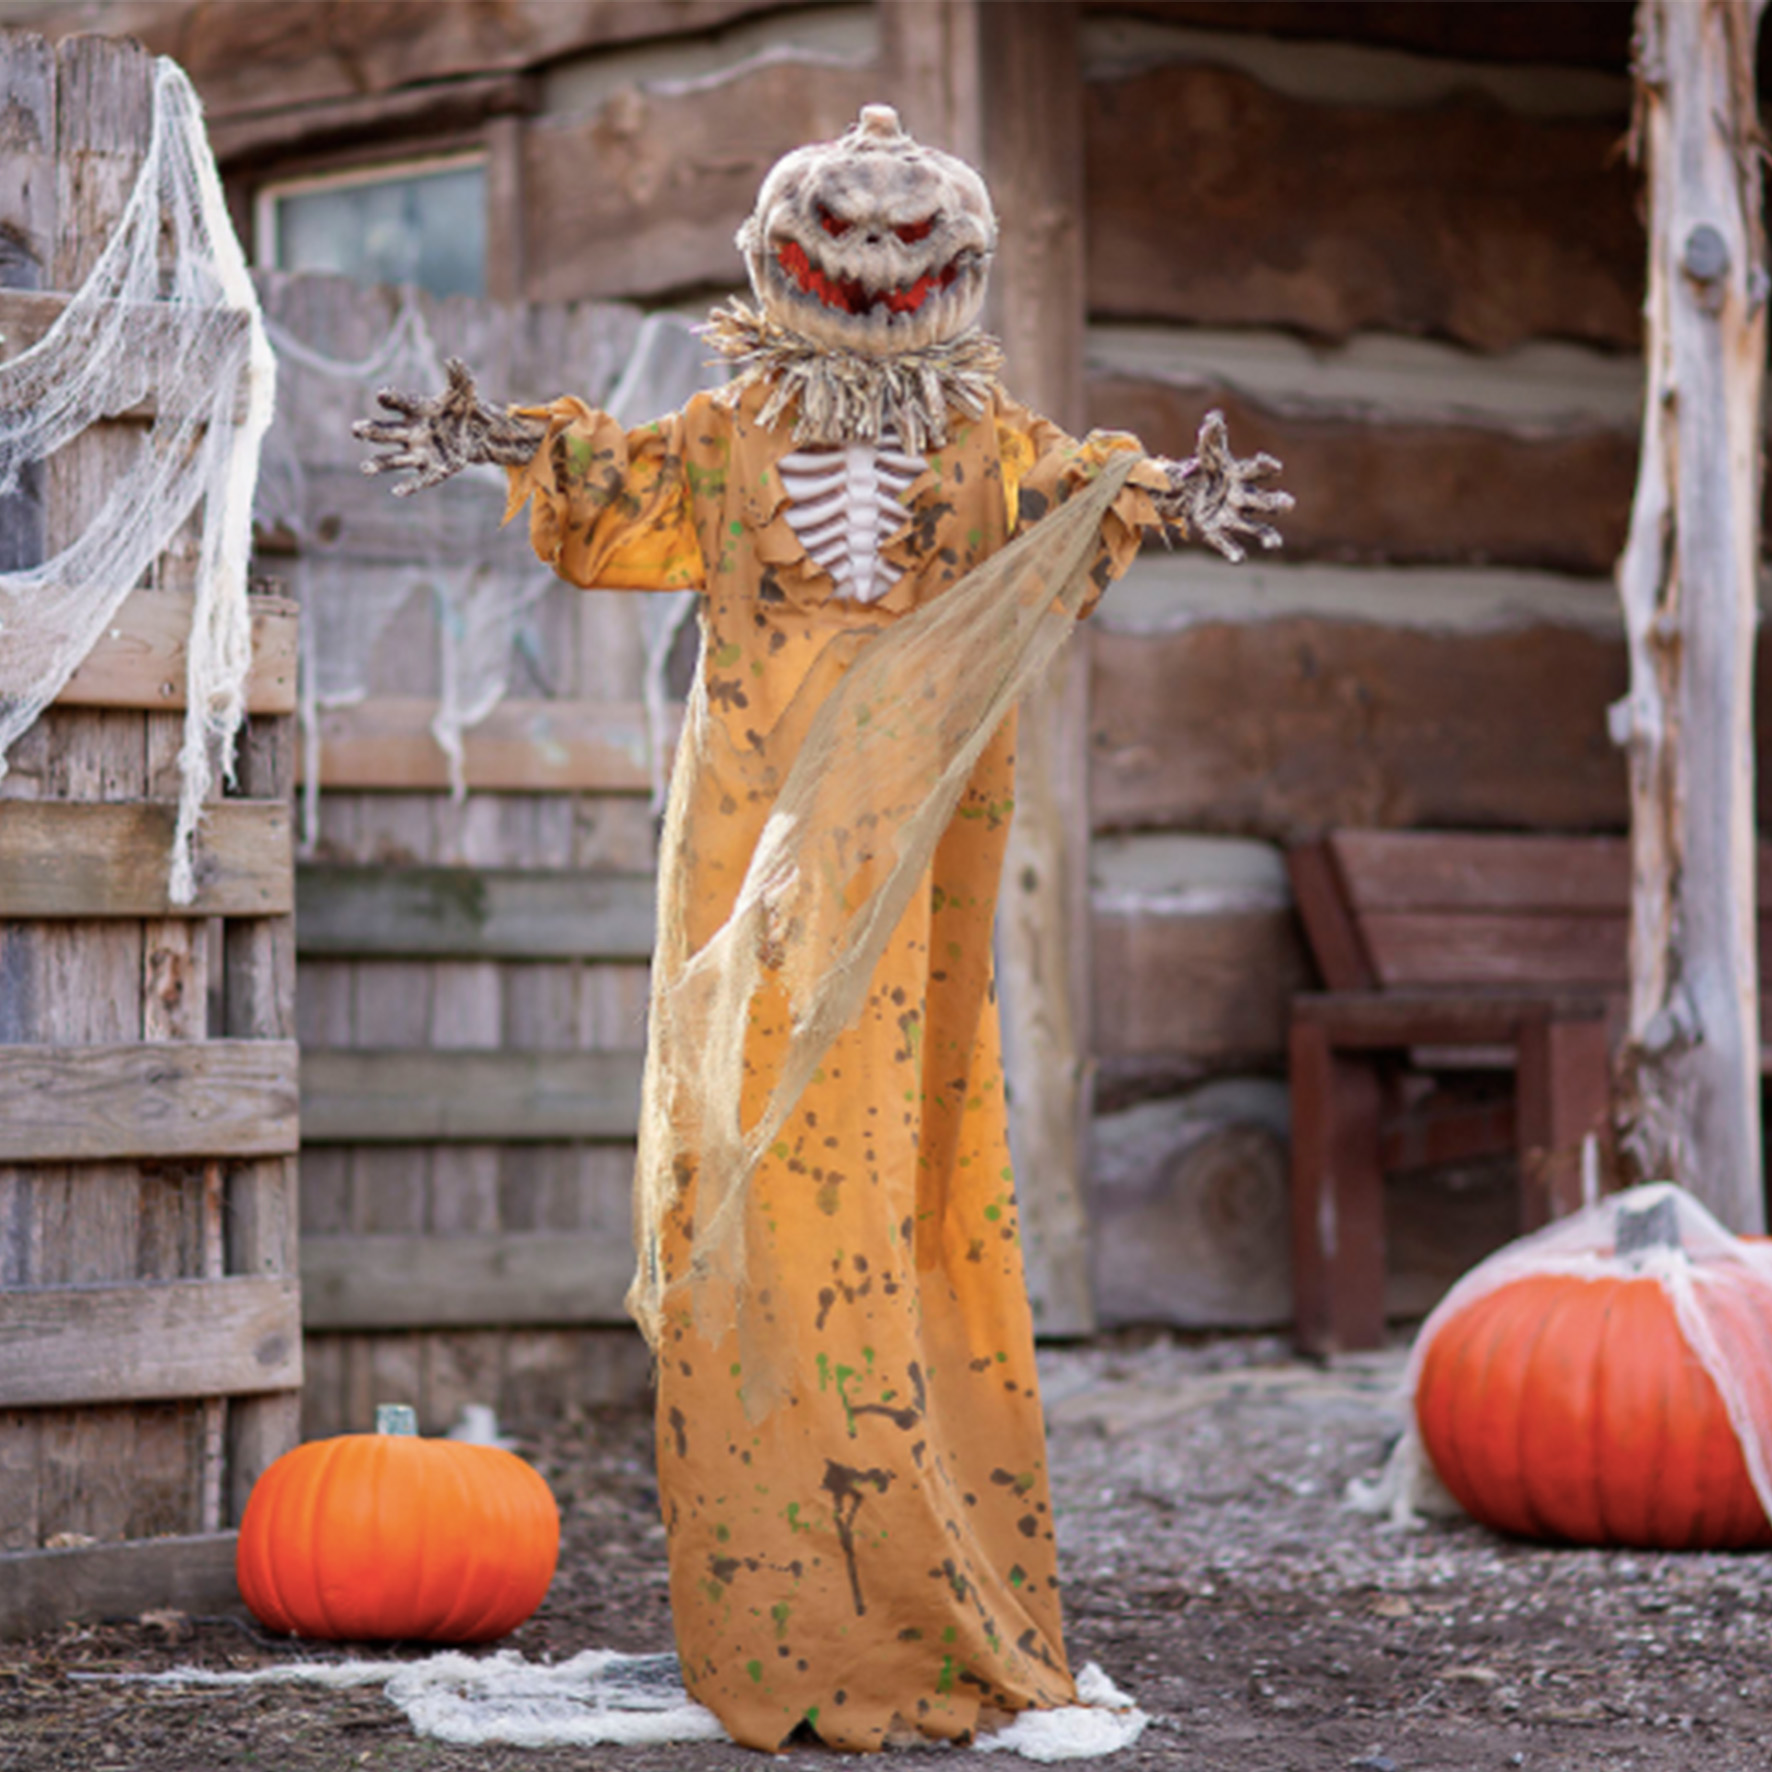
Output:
0,30,300,1639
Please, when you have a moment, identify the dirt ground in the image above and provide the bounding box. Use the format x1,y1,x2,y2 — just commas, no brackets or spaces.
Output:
5,1331,1770,1772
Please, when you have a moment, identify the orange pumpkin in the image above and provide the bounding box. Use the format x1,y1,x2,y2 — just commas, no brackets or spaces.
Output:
236,1408,559,1641
1416,1264,1772,1550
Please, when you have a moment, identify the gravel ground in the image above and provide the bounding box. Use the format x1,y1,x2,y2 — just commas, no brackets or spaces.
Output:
5,1331,1771,1771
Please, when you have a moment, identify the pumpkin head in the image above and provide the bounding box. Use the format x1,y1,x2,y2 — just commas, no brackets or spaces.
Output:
737,104,996,357
1415,1260,1772,1550
236,1409,560,1642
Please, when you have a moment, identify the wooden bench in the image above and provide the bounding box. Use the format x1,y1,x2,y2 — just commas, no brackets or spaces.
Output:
1287,831,1640,1354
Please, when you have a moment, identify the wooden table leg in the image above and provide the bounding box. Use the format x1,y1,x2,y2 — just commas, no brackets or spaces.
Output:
1290,1018,1386,1354
1516,1014,1610,1228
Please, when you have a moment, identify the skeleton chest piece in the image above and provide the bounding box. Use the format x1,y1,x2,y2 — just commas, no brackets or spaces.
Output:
777,428,926,604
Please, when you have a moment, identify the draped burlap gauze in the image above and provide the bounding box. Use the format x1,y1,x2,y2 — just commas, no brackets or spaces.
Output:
629,453,1134,1407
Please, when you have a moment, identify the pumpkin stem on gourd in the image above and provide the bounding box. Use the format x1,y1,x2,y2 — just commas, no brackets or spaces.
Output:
375,1403,419,1436
1616,1192,1684,1260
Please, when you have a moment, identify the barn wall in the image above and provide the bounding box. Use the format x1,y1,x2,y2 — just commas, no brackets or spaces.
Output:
0,0,1672,1360
1078,7,1646,1325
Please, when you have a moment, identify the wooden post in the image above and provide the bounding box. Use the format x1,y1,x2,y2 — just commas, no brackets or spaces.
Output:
1614,0,1767,1230
973,0,1096,1335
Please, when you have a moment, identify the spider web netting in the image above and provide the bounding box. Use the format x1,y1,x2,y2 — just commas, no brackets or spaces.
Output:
87,1651,1145,1759
0,58,274,901
1349,1181,1772,1530
630,454,1136,1401
255,299,716,841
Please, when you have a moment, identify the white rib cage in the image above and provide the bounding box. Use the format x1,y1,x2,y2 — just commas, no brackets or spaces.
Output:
777,428,926,605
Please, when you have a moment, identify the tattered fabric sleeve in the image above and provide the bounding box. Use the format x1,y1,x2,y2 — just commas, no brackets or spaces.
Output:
503,396,706,592
994,398,1167,616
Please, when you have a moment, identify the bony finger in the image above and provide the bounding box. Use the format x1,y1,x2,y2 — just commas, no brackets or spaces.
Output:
1239,487,1295,513
353,418,415,444
374,386,422,418
1241,452,1284,478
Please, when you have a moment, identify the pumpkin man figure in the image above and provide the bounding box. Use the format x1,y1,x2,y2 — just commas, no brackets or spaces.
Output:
357,105,1289,1753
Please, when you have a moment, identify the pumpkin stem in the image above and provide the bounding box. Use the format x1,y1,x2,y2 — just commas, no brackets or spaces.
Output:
1616,1193,1683,1260
375,1403,419,1436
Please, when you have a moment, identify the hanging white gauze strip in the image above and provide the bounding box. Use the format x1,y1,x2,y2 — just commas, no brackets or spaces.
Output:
0,58,275,903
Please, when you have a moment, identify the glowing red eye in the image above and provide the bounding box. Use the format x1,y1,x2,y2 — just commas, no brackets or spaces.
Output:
818,203,851,238
895,217,936,245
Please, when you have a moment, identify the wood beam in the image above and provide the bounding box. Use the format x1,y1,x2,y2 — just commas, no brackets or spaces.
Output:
299,1232,633,1331
0,1277,302,1408
300,1048,645,1143
1613,0,1767,1228
0,801,292,917
295,866,655,959
0,1041,300,1162
980,0,1096,1335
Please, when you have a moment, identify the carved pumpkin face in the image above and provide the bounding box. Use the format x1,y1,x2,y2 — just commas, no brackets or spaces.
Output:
737,105,996,357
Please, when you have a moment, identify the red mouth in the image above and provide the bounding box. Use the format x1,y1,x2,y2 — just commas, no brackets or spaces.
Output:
774,238,963,319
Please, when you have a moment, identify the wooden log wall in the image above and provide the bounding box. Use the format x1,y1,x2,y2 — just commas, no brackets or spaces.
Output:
12,0,1671,1348
1077,6,1647,1325
0,30,300,1637
264,276,659,1438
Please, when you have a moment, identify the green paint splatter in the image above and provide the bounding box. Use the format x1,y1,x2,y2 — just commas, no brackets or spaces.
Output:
937,1656,956,1695
747,1659,764,1684
771,1601,791,1639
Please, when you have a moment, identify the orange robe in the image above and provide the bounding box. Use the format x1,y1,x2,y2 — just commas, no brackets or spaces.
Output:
510,380,1160,1751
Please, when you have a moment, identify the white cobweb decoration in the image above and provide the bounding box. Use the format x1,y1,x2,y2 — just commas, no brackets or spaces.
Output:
0,57,275,902
86,1651,1145,1759
1348,1179,1772,1531
256,298,719,844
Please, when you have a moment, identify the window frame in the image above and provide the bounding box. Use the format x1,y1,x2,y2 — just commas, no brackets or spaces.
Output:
252,149,491,292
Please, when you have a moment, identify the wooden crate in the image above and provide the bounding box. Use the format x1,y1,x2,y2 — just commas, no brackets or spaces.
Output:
0,31,300,1638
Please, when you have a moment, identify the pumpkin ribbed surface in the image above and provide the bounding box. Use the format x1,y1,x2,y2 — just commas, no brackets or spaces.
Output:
236,1434,559,1641
1415,1268,1772,1550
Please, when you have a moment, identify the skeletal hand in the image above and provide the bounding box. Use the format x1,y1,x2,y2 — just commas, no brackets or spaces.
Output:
1152,410,1292,563
352,357,545,497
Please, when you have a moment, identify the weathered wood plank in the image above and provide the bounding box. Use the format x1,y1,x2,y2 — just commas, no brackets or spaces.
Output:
301,1048,645,1143
0,1276,301,1407
0,801,292,916
11,31,157,1559
221,713,301,1527
0,1041,300,1162
1084,61,1642,351
53,589,297,713
1088,373,1638,575
1089,617,1632,839
300,1231,633,1331
295,866,656,959
0,1531,241,1641
522,60,879,303
298,698,659,793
